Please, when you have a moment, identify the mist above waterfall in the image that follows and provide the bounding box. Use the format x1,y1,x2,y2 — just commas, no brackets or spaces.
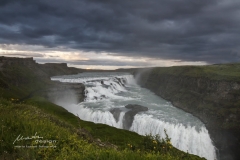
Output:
133,68,153,86
51,72,216,160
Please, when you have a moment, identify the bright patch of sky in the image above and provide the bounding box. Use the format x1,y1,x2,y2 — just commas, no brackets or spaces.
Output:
0,44,207,70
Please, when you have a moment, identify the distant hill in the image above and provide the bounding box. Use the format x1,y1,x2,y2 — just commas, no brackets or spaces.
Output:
0,56,85,99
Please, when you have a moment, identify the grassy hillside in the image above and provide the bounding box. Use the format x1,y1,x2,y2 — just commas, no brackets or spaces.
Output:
0,59,204,159
0,97,203,160
151,63,240,81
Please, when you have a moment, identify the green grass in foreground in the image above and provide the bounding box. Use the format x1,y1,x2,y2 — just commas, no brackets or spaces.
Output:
0,98,204,160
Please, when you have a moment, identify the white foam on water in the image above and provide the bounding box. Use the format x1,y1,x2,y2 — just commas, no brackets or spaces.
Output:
51,72,217,160
130,114,216,160
65,104,125,129
52,74,134,101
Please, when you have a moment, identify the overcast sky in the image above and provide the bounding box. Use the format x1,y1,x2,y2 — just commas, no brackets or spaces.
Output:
0,0,240,69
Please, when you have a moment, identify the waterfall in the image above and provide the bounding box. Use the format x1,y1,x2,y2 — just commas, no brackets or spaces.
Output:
131,114,216,160
51,72,217,160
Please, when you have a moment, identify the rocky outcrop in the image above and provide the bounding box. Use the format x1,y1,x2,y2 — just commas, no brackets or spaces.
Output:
110,104,148,130
39,63,85,77
110,108,122,122
134,67,240,160
0,56,36,66
47,82,85,105
123,104,148,130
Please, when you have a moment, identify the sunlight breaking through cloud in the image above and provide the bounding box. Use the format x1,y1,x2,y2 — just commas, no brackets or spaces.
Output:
0,44,207,70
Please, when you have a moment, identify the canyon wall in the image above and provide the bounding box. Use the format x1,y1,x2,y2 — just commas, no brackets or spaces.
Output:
133,65,240,160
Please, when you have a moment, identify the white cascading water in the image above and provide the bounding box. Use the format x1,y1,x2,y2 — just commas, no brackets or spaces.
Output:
51,72,217,160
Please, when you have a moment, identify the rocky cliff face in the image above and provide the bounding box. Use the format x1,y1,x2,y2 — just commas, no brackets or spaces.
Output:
134,66,240,160
40,63,85,76
0,56,36,66
47,82,85,105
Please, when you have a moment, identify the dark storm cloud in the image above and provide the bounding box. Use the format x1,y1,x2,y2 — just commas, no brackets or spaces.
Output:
0,53,44,57
0,0,240,64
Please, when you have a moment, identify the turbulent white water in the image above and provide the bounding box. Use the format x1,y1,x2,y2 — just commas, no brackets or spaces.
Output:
51,72,217,160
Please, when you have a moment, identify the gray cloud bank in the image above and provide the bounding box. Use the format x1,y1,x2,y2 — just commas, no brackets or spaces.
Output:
0,0,240,64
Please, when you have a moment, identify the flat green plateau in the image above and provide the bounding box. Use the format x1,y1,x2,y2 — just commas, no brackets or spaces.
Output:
152,63,240,81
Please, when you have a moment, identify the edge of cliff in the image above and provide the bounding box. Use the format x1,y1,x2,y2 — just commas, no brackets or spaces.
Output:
133,64,240,160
